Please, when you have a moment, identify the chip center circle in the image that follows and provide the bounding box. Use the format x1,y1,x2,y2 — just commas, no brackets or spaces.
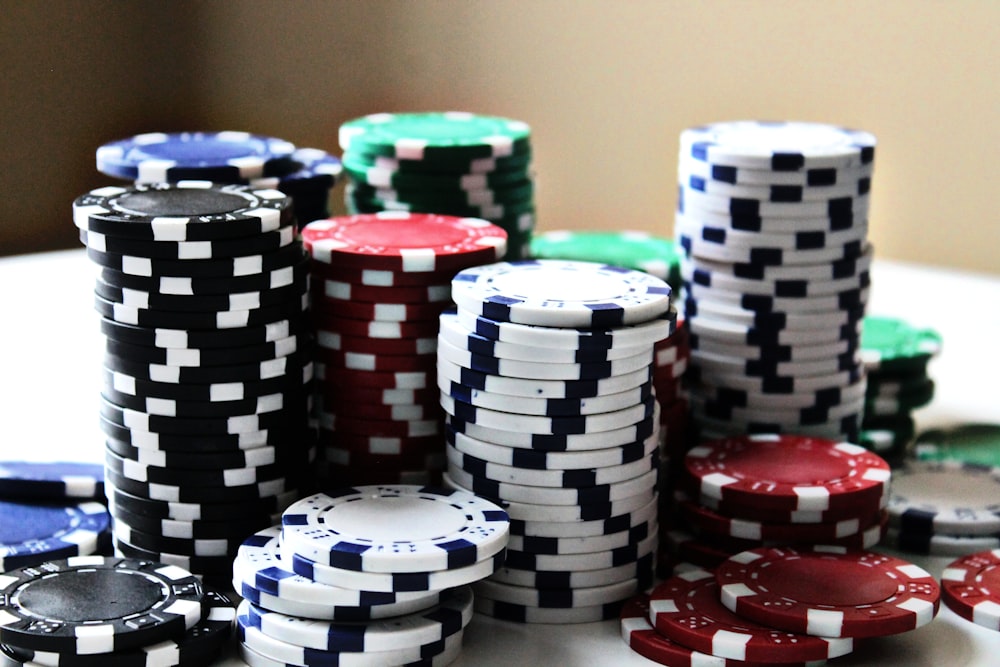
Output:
729,443,849,484
118,189,252,217
15,569,163,623
757,558,897,606
346,220,471,250
325,496,466,542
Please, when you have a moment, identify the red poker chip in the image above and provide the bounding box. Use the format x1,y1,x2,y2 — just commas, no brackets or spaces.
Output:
659,397,690,459
316,410,442,439
312,296,451,322
308,260,458,288
941,550,1000,630
312,278,453,304
302,212,507,272
318,397,439,423
697,486,886,524
621,593,824,667
320,443,444,470
685,433,891,514
664,529,739,570
648,566,854,662
319,385,439,407
315,347,438,373
311,313,441,339
322,430,444,456
315,329,438,356
715,546,940,638
317,365,434,390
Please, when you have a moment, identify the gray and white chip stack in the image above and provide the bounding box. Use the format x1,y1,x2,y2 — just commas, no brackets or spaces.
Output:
73,181,316,583
440,259,674,623
675,120,877,442
232,485,509,666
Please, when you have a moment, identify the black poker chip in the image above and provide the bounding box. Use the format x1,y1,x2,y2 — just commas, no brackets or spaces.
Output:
94,293,308,331
85,240,306,279
97,255,310,296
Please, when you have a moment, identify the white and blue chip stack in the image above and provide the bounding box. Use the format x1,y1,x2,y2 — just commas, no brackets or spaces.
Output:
73,179,317,584
233,485,508,666
440,259,674,623
675,120,877,442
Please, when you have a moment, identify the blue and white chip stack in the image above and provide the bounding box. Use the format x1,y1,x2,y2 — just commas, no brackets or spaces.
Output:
439,259,674,623
675,121,877,442
233,485,508,666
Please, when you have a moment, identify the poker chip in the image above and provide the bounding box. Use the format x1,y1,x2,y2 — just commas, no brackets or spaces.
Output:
886,528,1000,557
99,316,308,350
451,260,672,328
0,501,110,571
491,552,655,591
0,462,104,501
941,550,1000,631
81,224,297,261
280,487,509,574
505,517,656,555
647,566,853,662
237,632,464,667
861,315,942,372
339,112,531,159
715,546,940,638
96,131,297,182
106,483,298,522
0,557,204,654
915,423,1000,467
680,153,875,186
474,576,639,609
472,596,623,624
85,240,306,278
886,460,1000,536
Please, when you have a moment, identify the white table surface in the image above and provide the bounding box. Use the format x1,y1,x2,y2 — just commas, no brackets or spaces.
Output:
1,248,999,665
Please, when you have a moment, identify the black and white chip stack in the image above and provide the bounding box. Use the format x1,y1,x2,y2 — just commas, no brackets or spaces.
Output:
233,485,508,666
438,259,673,623
675,120,877,442
73,181,316,583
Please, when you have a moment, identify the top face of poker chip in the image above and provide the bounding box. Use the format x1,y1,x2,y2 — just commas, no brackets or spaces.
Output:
0,501,110,572
861,315,942,371
0,462,104,501
96,131,297,183
451,260,673,328
280,485,509,574
302,213,507,272
684,433,891,514
529,229,683,287
0,556,204,655
715,546,940,638
680,121,876,170
339,112,531,160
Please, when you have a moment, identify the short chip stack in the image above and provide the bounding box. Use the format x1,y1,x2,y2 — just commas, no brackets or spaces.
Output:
233,485,508,666
340,111,536,260
860,314,941,464
676,120,876,442
301,213,508,487
0,557,234,666
439,259,673,623
73,181,316,583
665,433,892,569
96,131,343,227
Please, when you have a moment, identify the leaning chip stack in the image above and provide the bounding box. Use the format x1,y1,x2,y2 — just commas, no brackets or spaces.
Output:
0,556,234,666
676,120,876,442
860,315,942,464
440,259,674,623
666,433,892,569
73,181,316,582
340,111,536,259
95,131,343,227
233,485,507,666
301,212,507,487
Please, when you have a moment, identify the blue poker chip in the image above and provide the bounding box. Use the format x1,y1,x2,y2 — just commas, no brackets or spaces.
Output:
251,147,343,193
96,131,297,183
0,461,104,501
0,500,111,571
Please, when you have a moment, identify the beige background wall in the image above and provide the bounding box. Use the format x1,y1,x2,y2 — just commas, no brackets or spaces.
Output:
3,1,997,274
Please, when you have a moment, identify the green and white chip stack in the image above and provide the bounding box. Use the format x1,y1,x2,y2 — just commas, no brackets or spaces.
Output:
339,112,536,260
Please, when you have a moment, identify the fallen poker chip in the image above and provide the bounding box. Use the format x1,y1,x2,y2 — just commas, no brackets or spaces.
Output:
0,501,110,571
940,550,1000,631
0,557,204,654
242,586,472,653
648,565,853,662
715,546,940,638
280,486,509,573
887,460,1000,536
451,260,672,328
0,462,104,501
861,315,942,372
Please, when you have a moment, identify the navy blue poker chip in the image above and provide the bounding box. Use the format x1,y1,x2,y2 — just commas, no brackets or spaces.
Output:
0,500,111,571
0,462,104,501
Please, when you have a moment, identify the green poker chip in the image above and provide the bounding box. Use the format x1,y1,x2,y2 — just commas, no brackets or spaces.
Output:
339,112,532,160
346,179,534,208
864,379,936,417
343,156,530,191
860,315,942,372
346,149,533,174
913,423,1000,467
344,187,536,220
529,230,683,291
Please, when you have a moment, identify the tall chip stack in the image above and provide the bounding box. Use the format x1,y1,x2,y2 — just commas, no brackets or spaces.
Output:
439,259,673,623
339,111,537,259
73,181,315,584
675,120,877,443
301,213,508,487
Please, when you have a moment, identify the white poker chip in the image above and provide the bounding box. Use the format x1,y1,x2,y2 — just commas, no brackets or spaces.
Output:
280,485,509,574
492,552,655,590
888,460,1000,536
502,530,659,573
474,575,640,609
451,260,672,328
678,154,875,186
238,631,464,667
510,494,659,539
506,519,657,555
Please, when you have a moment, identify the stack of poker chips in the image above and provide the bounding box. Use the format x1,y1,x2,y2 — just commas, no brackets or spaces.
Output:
73,181,316,583
859,315,942,464
340,111,536,259
621,545,939,666
0,461,111,572
676,120,877,442
439,259,674,623
301,212,507,487
0,557,234,666
664,433,891,570
96,131,343,226
232,485,508,666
